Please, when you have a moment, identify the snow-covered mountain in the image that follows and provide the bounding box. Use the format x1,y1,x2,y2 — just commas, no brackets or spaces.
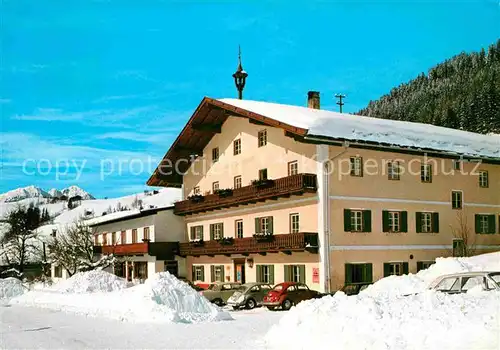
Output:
0,186,50,203
0,185,94,203
61,186,94,200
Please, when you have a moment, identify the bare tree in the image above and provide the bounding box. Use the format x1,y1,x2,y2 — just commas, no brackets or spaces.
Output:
47,220,115,277
449,210,476,257
0,205,43,274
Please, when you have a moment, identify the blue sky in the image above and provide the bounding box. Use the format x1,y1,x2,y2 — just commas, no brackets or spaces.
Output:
1,1,499,198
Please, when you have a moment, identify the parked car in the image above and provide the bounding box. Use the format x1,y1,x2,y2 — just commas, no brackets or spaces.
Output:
199,282,241,306
178,277,204,292
227,282,273,310
262,282,321,311
428,272,500,294
319,283,372,297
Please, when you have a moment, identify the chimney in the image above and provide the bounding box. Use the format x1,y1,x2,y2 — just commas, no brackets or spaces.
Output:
307,91,320,109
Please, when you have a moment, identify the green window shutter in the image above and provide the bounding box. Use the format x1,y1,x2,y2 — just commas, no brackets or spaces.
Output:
200,226,204,240
488,215,496,234
474,215,481,234
383,263,391,277
255,217,260,234
382,211,389,232
268,216,274,234
344,209,351,231
256,265,262,282
416,261,423,272
401,211,408,233
416,212,422,233
345,264,353,284
191,265,196,280
201,266,205,281
365,263,373,283
269,265,275,285
210,265,215,282
284,265,290,282
403,262,409,275
359,157,364,177
220,265,225,281
190,227,194,240
299,265,306,284
221,223,224,237
432,213,440,233
363,210,372,232
210,225,214,240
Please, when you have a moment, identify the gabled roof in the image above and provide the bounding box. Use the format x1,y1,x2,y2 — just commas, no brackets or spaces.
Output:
147,97,500,187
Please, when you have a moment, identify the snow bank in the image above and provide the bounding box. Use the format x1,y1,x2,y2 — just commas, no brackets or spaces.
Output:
48,270,128,293
0,278,26,302
11,271,232,323
264,253,500,350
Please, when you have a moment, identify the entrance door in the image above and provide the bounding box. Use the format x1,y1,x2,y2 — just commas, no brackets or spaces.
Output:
126,261,133,282
234,260,246,284
164,260,179,277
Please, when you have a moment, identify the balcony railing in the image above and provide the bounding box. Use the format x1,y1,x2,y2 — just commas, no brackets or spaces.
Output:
94,241,179,259
175,173,317,215
178,232,318,257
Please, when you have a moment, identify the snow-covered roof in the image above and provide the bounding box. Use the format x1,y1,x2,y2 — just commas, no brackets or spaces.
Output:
86,206,174,227
219,98,500,159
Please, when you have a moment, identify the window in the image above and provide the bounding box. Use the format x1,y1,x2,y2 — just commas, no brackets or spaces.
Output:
416,212,439,233
256,265,274,284
54,265,63,278
387,161,400,180
479,171,489,188
452,239,465,257
212,181,219,193
258,130,267,147
290,213,300,233
435,277,460,292
461,276,485,292
190,225,203,240
212,147,219,162
417,261,435,272
212,265,224,282
451,191,462,209
132,229,138,243
193,186,200,195
288,161,298,176
475,214,496,234
164,261,178,277
350,210,363,232
384,262,408,277
285,265,305,283
144,227,150,240
121,230,126,244
344,209,371,232
210,223,224,240
345,263,373,284
421,164,432,183
382,210,407,233
192,265,205,281
94,235,99,246
255,216,273,234
233,139,241,155
388,211,400,232
235,220,243,239
234,176,242,189
111,232,116,245
134,261,148,280
259,168,268,181
102,233,108,246
453,159,462,171
350,157,363,177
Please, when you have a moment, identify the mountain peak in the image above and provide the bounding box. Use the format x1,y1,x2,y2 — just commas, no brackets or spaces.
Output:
0,185,94,203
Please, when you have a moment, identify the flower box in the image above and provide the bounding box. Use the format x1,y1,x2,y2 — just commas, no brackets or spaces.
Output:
218,237,235,245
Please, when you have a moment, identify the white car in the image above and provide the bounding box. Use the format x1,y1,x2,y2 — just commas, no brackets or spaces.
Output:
428,271,500,294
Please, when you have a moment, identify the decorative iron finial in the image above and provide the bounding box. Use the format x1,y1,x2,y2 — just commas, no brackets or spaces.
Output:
233,45,248,100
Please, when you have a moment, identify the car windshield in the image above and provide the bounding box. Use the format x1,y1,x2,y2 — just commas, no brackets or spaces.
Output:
490,273,500,286
273,285,284,291
236,286,248,292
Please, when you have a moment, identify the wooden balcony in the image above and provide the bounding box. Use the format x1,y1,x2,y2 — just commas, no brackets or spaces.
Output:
174,173,317,216
178,232,318,257
94,241,179,260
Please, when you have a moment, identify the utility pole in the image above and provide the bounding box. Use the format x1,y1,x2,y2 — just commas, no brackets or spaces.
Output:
335,93,346,113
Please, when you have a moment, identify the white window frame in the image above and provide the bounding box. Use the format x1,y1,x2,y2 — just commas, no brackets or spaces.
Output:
479,215,489,234
350,157,362,177
479,171,488,188
262,265,271,283
212,181,219,192
290,213,300,233
291,265,301,283
234,176,242,189
421,212,433,233
235,220,243,239
212,147,219,163
260,217,269,234
258,130,267,147
212,223,223,240
233,138,241,155
452,190,463,209
288,161,298,176
193,186,200,195
388,211,400,232
421,164,432,183
214,265,223,282
388,161,400,180
194,266,203,281
191,225,203,240
350,211,363,232
389,262,403,276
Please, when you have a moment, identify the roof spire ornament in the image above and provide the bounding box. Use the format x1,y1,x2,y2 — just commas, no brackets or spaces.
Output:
232,45,248,100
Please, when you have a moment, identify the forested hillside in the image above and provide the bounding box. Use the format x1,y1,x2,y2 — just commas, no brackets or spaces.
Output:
358,40,500,134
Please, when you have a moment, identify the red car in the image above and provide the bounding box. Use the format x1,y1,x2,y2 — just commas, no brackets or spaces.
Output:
262,282,321,310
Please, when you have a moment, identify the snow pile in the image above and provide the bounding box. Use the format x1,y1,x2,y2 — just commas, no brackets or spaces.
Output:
363,251,500,297
264,252,500,350
0,278,26,301
48,270,128,293
11,271,232,323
